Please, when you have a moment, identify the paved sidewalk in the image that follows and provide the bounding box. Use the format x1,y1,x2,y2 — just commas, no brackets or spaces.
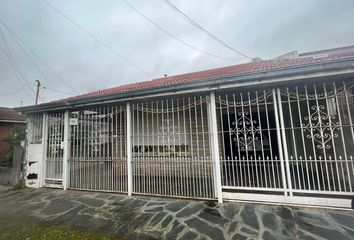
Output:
0,188,353,239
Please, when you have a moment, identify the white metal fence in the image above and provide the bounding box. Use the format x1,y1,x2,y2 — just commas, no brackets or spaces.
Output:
36,79,354,207
68,106,127,192
131,97,215,199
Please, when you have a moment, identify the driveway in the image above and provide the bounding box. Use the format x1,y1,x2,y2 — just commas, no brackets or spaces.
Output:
0,187,353,239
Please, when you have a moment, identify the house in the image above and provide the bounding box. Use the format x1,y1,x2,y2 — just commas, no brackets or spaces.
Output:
17,45,354,208
0,107,26,167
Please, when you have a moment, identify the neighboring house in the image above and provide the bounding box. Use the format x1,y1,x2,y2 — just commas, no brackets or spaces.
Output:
0,107,26,166
17,45,354,208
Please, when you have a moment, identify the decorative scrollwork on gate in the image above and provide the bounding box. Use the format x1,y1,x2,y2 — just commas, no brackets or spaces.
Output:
230,111,260,151
159,118,178,147
302,104,340,150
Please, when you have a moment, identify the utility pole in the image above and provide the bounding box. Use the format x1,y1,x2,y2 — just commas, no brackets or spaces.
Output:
35,80,41,105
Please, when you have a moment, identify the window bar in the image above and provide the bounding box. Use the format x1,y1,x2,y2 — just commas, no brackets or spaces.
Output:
218,95,228,187
188,97,195,197
240,93,251,187
156,101,161,195
225,95,236,187
313,84,329,190
182,98,189,197
249,92,259,188
233,94,242,187
200,97,207,197
304,86,320,190
193,97,200,197
264,90,276,188
296,87,311,190
314,84,329,190
333,82,351,192
286,88,300,190
343,81,354,187
256,91,266,188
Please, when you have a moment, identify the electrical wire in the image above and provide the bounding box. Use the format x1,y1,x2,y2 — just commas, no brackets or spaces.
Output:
162,0,252,59
0,83,26,96
0,25,35,98
122,0,239,61
41,0,152,78
0,18,78,92
0,19,66,91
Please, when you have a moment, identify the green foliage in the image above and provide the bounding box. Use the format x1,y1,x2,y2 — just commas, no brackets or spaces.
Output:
2,124,26,147
0,124,25,167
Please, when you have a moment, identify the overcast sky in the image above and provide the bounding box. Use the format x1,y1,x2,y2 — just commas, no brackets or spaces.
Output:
0,0,354,108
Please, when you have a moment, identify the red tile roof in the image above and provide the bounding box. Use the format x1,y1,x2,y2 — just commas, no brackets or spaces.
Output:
0,108,26,122
57,46,354,103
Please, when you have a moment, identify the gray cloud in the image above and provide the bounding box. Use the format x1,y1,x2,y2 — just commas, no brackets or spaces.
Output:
0,0,353,107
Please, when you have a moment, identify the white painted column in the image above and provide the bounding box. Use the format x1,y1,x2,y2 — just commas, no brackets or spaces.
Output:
277,88,293,196
126,102,133,196
208,92,223,203
62,110,70,190
273,89,288,196
39,113,48,187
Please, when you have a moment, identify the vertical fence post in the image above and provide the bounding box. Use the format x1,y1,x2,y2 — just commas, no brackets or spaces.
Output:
40,113,48,187
273,89,288,196
277,88,293,196
62,110,70,190
209,92,223,203
126,102,133,196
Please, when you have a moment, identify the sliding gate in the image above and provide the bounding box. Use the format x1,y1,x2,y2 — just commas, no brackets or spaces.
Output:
131,96,215,199
217,80,354,207
68,106,127,192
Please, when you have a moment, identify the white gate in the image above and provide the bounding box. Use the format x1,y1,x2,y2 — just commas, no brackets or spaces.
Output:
217,80,354,207
68,106,127,192
44,112,65,187
131,97,215,199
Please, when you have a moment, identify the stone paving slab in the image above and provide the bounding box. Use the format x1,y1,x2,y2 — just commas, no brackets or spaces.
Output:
0,188,353,239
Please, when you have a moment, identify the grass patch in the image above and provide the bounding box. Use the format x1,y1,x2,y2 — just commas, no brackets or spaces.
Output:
0,219,122,240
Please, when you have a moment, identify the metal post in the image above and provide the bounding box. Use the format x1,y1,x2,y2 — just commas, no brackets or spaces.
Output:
277,89,293,196
40,113,48,187
126,102,133,196
62,110,70,190
209,92,223,203
272,89,287,196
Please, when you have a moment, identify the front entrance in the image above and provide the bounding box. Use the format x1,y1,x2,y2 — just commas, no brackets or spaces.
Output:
217,80,354,207
44,112,65,187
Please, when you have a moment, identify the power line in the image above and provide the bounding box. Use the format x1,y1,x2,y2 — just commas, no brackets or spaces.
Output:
41,0,151,78
122,0,239,61
0,19,67,91
0,83,26,96
162,0,252,59
0,25,35,98
0,18,76,92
